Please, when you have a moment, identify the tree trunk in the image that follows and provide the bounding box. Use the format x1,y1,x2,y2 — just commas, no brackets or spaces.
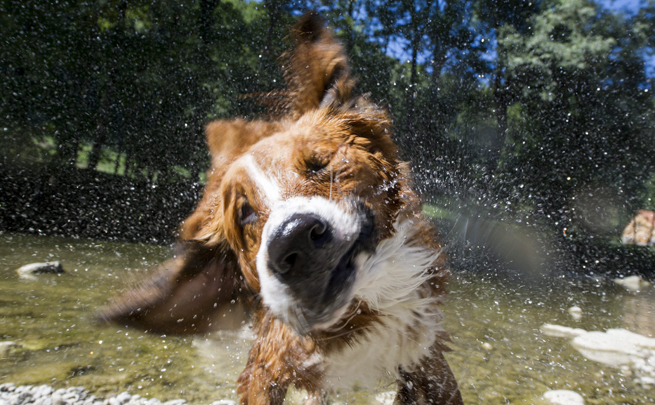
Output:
88,0,126,171
405,39,419,133
199,0,219,44
489,68,509,174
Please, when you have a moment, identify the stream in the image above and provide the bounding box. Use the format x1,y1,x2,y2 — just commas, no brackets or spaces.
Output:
1,233,654,404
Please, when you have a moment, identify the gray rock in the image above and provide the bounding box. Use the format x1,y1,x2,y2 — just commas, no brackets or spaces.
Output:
0,384,16,392
0,384,237,405
114,393,131,405
126,395,140,404
51,392,63,405
16,262,64,280
37,386,52,398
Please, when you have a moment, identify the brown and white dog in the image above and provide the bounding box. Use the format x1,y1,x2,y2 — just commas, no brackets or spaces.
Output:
101,13,462,405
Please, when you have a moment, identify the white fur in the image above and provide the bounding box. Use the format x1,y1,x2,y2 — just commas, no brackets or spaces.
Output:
256,197,360,324
255,196,445,391
321,219,445,390
240,154,281,203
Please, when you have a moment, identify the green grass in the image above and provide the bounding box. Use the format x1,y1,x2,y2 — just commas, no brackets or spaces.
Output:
422,204,453,219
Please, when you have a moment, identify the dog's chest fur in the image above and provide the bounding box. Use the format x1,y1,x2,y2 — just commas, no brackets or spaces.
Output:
309,220,446,390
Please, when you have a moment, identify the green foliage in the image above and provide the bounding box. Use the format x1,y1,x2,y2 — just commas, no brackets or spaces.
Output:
495,0,655,236
1,0,654,245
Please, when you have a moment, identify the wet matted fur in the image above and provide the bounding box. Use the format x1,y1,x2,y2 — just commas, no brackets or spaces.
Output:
101,12,463,405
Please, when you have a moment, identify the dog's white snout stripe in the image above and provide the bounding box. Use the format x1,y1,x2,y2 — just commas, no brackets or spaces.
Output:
240,154,281,204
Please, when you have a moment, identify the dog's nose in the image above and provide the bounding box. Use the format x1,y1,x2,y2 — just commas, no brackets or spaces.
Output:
267,213,332,275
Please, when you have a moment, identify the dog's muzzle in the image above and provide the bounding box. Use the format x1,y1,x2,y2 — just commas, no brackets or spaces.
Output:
258,198,376,334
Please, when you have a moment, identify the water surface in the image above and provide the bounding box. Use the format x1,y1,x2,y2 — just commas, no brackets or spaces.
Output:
1,233,653,404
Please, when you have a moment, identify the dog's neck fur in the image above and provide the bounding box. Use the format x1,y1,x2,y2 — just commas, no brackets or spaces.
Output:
310,218,446,390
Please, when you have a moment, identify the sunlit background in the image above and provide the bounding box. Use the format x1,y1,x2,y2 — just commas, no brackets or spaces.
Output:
2,0,655,404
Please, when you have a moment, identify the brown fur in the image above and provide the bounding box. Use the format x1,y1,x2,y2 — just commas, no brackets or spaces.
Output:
100,12,462,405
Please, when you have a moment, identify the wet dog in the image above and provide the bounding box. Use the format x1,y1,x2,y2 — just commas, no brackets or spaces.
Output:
101,13,462,405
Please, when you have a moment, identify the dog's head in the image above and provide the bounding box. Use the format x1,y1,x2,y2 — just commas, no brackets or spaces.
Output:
101,13,421,336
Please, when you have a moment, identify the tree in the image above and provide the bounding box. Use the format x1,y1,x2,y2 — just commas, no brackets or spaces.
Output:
497,0,655,235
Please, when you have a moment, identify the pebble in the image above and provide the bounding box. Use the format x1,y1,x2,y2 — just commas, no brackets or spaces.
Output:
0,384,232,405
543,390,584,405
374,391,395,405
15,262,64,280
567,306,582,320
613,275,651,292
540,324,587,339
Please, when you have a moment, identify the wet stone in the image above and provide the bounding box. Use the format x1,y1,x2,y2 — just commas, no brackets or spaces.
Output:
114,393,131,404
15,262,64,280
0,384,17,392
0,385,198,405
543,390,584,405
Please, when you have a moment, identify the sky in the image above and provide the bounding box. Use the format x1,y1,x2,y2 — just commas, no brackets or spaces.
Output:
600,0,644,13
383,0,652,78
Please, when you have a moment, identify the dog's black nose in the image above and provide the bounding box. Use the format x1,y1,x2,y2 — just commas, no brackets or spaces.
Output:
267,213,333,275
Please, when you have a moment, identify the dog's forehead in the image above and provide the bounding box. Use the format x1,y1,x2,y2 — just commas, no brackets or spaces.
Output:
233,153,284,205
230,126,331,198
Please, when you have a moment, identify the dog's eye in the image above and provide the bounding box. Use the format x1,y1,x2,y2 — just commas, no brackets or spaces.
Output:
240,202,257,226
305,155,330,173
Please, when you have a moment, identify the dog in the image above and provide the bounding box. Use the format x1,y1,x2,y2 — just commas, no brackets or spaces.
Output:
100,13,463,405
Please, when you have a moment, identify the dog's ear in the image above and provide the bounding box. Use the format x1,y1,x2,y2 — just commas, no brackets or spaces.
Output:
205,119,280,170
99,242,248,334
179,119,281,244
99,120,282,335
285,11,356,114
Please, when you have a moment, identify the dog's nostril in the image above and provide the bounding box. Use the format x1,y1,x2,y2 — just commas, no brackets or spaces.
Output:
283,253,298,270
309,222,326,240
309,220,331,248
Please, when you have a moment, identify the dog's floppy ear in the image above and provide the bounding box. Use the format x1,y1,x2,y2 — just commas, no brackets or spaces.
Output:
99,120,280,334
204,119,281,171
99,242,247,334
284,11,356,114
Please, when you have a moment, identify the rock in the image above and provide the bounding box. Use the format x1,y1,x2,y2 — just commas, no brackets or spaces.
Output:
567,306,582,320
374,392,396,405
540,324,587,339
0,342,18,357
114,392,131,404
613,275,651,292
16,262,64,280
571,328,655,367
481,342,493,350
638,376,655,386
0,383,237,405
51,392,63,405
543,323,655,385
543,390,584,405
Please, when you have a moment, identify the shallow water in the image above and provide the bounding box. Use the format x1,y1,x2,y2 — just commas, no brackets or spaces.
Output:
1,233,654,404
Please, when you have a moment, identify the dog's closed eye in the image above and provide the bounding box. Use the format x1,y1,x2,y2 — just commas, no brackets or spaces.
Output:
304,152,332,175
